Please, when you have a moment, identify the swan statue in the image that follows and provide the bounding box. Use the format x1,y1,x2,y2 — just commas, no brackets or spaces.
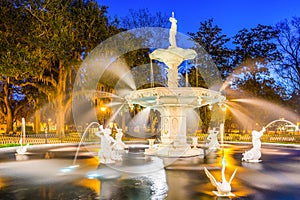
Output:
204,157,237,196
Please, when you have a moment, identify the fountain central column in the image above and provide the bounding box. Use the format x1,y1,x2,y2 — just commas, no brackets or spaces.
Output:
165,60,181,88
159,106,187,145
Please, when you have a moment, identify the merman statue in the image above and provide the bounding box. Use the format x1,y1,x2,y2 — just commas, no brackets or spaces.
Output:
96,125,116,164
111,128,126,161
242,127,266,162
205,127,220,151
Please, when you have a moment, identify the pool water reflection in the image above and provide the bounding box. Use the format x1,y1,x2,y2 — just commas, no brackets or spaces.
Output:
0,144,299,200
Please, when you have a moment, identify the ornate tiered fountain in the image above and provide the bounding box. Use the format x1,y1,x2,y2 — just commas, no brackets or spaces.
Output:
124,13,226,157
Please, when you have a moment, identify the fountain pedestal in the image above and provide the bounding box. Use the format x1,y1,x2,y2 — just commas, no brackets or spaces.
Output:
154,104,202,157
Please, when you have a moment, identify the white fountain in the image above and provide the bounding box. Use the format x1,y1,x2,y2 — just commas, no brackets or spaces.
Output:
242,127,265,162
16,118,29,155
125,12,225,157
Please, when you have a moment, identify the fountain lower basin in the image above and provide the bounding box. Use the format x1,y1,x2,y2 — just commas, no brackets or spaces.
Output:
1,144,300,200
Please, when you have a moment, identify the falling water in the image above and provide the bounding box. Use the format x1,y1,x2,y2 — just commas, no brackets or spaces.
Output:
72,122,100,166
225,96,299,130
101,60,137,94
185,109,200,135
225,101,258,130
127,107,152,138
264,118,299,130
233,98,298,119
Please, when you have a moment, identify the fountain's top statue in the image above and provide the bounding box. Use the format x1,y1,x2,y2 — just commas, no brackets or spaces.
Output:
149,12,197,87
169,12,177,47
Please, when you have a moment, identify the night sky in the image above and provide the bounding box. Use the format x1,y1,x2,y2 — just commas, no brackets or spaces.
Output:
98,0,300,36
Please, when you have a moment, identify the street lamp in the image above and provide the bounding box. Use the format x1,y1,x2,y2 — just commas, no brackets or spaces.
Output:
45,118,51,144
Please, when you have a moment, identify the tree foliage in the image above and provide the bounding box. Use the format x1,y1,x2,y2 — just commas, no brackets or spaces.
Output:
189,19,232,80
119,9,170,70
188,19,231,132
120,8,169,29
274,17,300,95
228,24,285,130
233,24,281,65
0,0,119,134
231,24,285,99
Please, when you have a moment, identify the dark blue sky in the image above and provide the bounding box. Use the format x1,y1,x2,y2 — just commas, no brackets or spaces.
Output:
98,0,300,36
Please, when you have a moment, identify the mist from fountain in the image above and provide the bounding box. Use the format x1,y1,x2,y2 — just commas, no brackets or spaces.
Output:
219,55,300,131
225,96,299,131
232,98,298,119
265,118,299,130
127,107,152,138
225,101,258,130
185,109,201,135
72,122,101,166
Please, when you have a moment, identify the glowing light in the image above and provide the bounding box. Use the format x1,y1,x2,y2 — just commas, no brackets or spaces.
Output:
60,165,79,173
100,107,106,112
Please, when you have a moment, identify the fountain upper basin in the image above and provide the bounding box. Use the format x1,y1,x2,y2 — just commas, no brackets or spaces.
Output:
125,87,225,108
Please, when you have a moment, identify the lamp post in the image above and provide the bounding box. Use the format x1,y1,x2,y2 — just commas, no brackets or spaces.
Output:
45,124,48,144
21,118,26,144
46,118,51,144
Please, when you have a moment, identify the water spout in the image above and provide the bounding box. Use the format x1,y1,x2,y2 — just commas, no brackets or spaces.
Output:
264,118,299,131
73,122,101,166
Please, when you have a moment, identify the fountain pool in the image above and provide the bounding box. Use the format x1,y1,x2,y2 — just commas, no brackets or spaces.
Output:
0,143,300,200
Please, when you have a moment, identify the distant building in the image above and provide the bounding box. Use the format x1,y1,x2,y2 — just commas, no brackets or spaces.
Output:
94,83,115,125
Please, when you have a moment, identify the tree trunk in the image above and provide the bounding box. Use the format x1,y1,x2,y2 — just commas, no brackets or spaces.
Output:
200,106,211,134
6,107,14,134
55,62,68,138
34,109,41,134
3,82,14,134
56,107,65,138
